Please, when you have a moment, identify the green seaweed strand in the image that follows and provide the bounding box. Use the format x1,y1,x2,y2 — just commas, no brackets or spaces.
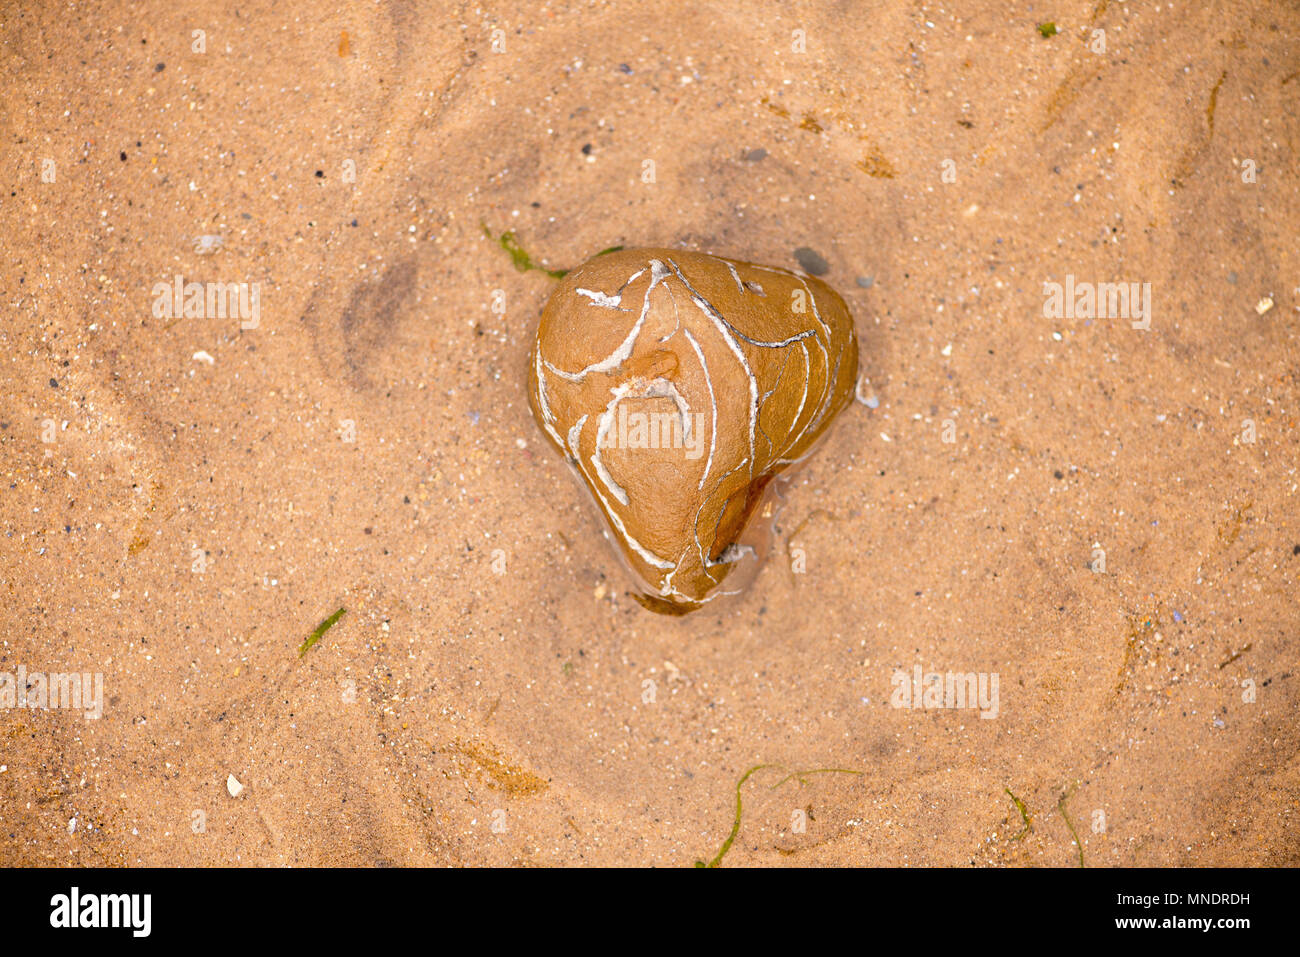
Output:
298,607,346,658
696,764,771,868
481,224,567,278
1004,787,1032,840
696,764,861,868
1058,783,1086,867
769,767,863,789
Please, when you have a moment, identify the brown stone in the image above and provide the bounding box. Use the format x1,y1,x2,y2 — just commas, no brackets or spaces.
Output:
528,249,858,613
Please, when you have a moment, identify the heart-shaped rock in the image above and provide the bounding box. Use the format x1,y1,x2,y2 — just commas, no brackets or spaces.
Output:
528,248,858,614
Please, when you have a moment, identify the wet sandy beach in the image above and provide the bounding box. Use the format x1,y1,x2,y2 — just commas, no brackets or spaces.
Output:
1,0,1297,865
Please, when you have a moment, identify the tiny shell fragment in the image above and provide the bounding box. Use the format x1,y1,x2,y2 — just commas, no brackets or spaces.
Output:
528,248,859,614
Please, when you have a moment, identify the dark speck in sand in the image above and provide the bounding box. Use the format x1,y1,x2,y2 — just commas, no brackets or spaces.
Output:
154,62,165,72
744,148,767,161
49,378,58,389
794,246,830,276
618,63,633,74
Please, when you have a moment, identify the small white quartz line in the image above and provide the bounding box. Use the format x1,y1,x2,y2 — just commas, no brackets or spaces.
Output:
772,340,817,463
658,281,684,341
710,257,764,297
593,375,696,506
533,348,557,425
667,261,819,477
747,262,801,278
788,341,811,447
682,328,717,490
773,448,820,467
593,480,675,570
581,464,674,571
662,582,744,606
667,261,816,349
566,411,674,571
755,344,803,459
696,587,745,603
693,456,751,576
576,288,626,309
545,260,669,382
532,350,568,449
645,376,695,442
665,260,760,471
612,267,646,295
593,384,635,505
774,279,837,459
566,414,588,462
722,259,745,293
660,544,693,597
798,276,833,338
796,277,842,436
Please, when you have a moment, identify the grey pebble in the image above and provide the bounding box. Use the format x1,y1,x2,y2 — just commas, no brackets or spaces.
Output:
856,276,874,288
794,246,829,276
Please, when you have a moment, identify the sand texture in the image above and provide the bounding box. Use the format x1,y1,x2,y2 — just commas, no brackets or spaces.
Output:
1,0,1297,866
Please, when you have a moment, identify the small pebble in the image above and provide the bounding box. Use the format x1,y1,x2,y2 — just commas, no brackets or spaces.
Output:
227,774,244,798
855,276,874,288
744,148,767,161
793,246,830,276
855,375,879,408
